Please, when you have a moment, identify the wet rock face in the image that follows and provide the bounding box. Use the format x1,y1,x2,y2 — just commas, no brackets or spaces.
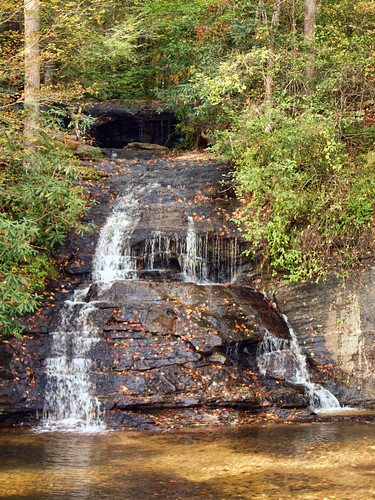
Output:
269,265,375,407
0,334,48,423
5,147,374,427
59,154,252,283
86,280,307,418
0,280,307,425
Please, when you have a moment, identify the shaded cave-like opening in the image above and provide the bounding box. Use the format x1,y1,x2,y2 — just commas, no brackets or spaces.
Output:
89,106,178,149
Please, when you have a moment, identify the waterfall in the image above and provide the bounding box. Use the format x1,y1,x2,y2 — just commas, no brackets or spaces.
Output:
39,186,146,431
182,217,208,282
257,317,341,412
94,206,242,284
38,187,146,432
39,151,344,431
40,177,242,431
41,296,105,431
92,192,139,283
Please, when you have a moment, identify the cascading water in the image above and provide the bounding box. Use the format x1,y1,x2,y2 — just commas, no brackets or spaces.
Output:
92,189,141,282
257,317,341,412
140,230,241,283
42,298,104,431
39,187,146,432
39,186,145,432
182,216,208,282
94,199,242,284
41,173,243,431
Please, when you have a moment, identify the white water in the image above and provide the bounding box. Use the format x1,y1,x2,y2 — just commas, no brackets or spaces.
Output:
92,192,140,282
40,186,147,432
142,230,241,283
182,216,209,282
41,294,105,432
257,317,341,412
42,175,245,431
93,196,242,284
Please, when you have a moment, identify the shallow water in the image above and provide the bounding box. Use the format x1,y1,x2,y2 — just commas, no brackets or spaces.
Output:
1,423,375,499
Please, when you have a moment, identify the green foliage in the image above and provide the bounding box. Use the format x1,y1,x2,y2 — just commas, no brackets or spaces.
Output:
24,254,57,292
160,49,266,145
42,104,96,135
152,0,375,281
0,124,89,337
215,108,375,281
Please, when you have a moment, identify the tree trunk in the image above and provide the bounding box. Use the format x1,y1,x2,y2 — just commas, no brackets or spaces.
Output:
44,59,54,88
24,0,40,145
264,0,284,131
304,0,316,85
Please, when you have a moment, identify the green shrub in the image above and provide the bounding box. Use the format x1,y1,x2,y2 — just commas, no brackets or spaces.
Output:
216,108,375,281
0,130,89,337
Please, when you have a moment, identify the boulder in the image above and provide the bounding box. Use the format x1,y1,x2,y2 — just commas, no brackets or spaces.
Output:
75,143,104,158
124,142,169,151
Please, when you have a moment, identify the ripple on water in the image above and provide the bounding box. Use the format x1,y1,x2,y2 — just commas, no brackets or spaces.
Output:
1,422,375,499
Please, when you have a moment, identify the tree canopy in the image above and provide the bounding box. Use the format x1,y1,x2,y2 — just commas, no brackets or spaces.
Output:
0,0,375,335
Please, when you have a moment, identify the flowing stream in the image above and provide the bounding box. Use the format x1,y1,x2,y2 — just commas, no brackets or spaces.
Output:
42,299,104,431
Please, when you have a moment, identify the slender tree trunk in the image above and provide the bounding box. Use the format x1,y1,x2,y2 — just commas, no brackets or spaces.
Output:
264,0,283,104
24,0,40,145
44,59,54,88
304,0,316,86
255,0,265,35
264,0,283,131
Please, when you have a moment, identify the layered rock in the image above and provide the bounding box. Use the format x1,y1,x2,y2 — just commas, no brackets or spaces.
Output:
267,266,375,407
0,280,308,427
88,281,306,422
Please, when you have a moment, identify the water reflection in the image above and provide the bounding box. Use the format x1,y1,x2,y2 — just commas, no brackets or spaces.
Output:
40,435,97,499
1,423,375,499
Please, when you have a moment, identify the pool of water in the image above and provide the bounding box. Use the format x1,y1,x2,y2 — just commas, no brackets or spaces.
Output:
1,422,375,499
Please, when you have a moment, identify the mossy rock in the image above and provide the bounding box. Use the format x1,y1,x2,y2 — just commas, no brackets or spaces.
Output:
75,144,104,159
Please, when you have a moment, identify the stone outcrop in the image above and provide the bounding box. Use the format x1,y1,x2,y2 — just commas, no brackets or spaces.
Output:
88,280,306,423
266,265,375,407
0,280,308,427
124,142,169,151
75,143,103,159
